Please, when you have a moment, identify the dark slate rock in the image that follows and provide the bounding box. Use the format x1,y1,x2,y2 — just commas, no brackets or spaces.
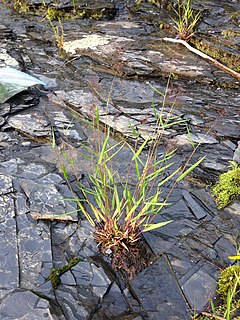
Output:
182,190,208,220
0,176,17,283
8,111,52,140
233,141,240,163
15,192,53,292
169,257,195,280
214,236,237,265
0,177,19,290
181,267,217,313
51,110,85,145
174,133,218,146
19,178,78,221
0,49,19,68
0,173,13,194
51,221,98,264
72,262,111,299
130,254,190,320
224,201,240,222
91,283,130,320
222,139,237,151
0,103,11,116
55,285,99,320
0,116,4,126
0,132,19,148
0,290,57,319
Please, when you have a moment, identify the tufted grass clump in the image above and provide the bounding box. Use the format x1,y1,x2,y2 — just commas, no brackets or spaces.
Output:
172,0,200,41
212,161,240,209
59,82,205,256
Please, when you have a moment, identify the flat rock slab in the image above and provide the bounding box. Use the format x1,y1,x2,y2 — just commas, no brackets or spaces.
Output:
0,290,57,319
130,254,190,320
63,33,219,80
181,267,217,313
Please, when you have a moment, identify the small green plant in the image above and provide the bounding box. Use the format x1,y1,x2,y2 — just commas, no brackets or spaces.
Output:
172,0,200,41
58,83,204,256
212,161,240,209
47,17,65,49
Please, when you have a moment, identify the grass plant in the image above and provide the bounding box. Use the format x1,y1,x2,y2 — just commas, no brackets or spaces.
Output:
55,83,205,256
171,0,200,41
46,17,65,49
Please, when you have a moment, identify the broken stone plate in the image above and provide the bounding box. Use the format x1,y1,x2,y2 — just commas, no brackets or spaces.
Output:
0,67,47,103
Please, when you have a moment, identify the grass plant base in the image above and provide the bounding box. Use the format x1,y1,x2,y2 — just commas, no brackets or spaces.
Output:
106,238,155,282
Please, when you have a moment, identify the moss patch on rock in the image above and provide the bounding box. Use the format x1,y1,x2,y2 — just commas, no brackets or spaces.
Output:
3,0,116,20
217,265,240,299
46,257,81,289
191,38,240,72
212,161,240,209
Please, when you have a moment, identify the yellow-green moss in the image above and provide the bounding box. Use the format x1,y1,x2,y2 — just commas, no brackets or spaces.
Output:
3,0,109,20
212,161,240,209
46,257,81,289
191,38,240,72
221,29,240,39
135,0,163,7
217,265,240,298
213,81,240,90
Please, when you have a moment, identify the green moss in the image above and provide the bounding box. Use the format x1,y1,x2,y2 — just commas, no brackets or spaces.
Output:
191,38,240,72
4,0,110,20
213,81,240,90
46,257,81,289
212,161,240,209
221,29,240,39
217,265,240,299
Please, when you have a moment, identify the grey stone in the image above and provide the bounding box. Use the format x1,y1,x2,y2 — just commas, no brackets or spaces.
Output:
170,257,195,280
0,290,56,319
0,177,19,290
222,139,237,151
182,190,208,220
0,103,11,116
0,174,13,195
0,116,4,126
92,283,129,320
214,236,237,265
19,179,78,221
0,132,19,148
55,285,99,320
8,111,51,139
0,49,19,67
130,255,190,320
201,158,227,171
174,132,218,146
181,267,217,313
233,141,240,164
224,201,240,219
72,261,111,299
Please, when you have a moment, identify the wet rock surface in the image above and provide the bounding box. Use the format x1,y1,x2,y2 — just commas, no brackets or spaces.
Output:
0,0,240,319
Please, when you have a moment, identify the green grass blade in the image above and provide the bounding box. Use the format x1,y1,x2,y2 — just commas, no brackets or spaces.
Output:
176,156,206,182
132,138,150,161
142,220,173,232
61,163,68,180
158,167,182,187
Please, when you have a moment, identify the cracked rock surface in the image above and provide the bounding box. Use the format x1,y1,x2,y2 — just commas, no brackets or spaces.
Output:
0,0,240,319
